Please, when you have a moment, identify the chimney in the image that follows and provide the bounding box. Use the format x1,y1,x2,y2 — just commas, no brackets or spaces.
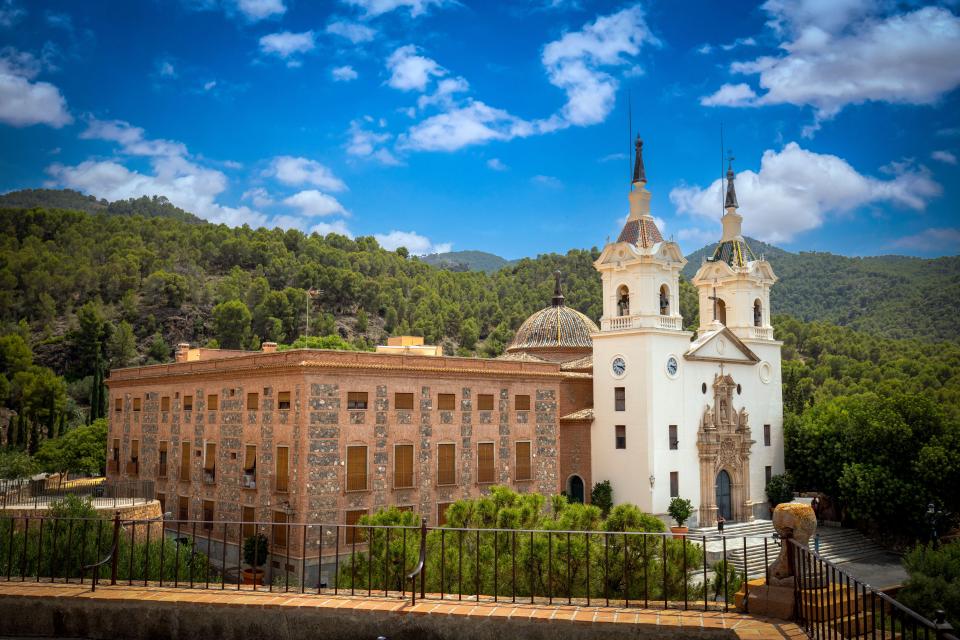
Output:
261,342,278,353
175,343,191,363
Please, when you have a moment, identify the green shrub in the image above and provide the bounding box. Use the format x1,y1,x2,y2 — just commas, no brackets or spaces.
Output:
591,480,613,517
711,560,743,602
668,497,693,527
766,473,794,507
897,543,960,628
243,533,269,569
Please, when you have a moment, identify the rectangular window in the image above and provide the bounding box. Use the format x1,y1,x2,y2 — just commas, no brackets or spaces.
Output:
243,444,257,489
203,442,216,484
346,445,368,492
247,392,259,410
437,393,456,410
669,425,679,450
278,391,291,410
180,441,191,481
347,391,368,410
437,503,452,526
345,510,367,544
275,446,289,492
515,394,531,411
133,397,142,412
114,398,122,412
515,442,532,481
161,396,170,412
477,442,495,484
765,466,773,486
437,443,456,485
615,425,626,450
112,438,120,461
242,506,256,539
207,394,218,411
156,492,166,514
614,387,625,411
764,424,771,447
670,471,679,498
183,395,193,411
477,394,494,411
394,444,414,489
158,441,168,478
202,500,214,531
394,392,414,410
177,496,189,521
128,440,139,475
272,511,288,548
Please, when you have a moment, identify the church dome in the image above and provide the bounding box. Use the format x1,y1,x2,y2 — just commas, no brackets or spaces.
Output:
505,272,598,355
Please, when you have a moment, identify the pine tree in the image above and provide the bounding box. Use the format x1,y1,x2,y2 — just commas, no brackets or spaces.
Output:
15,412,25,449
46,392,56,439
28,421,39,454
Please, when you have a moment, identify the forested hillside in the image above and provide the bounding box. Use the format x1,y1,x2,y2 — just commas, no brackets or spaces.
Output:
0,189,202,224
421,250,514,273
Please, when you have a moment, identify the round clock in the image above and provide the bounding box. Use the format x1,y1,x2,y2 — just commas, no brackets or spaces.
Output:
666,356,679,378
611,356,626,377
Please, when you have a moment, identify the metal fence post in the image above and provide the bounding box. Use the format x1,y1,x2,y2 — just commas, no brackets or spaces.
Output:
109,511,121,585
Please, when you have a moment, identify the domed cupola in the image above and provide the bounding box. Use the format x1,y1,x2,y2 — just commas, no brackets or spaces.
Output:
504,271,598,363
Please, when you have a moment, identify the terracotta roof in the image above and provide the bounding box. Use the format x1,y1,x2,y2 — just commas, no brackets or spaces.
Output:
506,305,598,352
561,407,594,421
617,217,663,248
560,355,593,371
497,351,547,363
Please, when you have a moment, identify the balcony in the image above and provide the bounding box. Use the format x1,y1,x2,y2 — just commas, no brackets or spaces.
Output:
203,469,216,485
601,314,683,331
242,472,256,490
750,326,774,340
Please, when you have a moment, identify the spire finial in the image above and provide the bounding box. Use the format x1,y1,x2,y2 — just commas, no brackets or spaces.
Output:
724,151,738,210
551,270,565,307
632,133,646,185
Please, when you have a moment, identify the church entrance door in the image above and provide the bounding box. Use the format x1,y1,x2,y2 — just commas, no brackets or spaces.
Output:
569,475,584,504
716,470,732,521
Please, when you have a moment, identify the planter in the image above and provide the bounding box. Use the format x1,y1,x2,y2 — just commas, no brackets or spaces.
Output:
241,568,264,585
670,526,688,539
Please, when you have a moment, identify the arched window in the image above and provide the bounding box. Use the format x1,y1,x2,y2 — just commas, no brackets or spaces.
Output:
717,299,727,325
616,285,630,317
659,284,670,316
753,299,762,327
568,475,585,504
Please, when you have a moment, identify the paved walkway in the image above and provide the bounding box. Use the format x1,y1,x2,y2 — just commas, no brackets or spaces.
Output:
0,581,805,639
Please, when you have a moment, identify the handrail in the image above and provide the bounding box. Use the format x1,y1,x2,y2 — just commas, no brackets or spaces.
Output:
406,517,427,605
80,512,121,592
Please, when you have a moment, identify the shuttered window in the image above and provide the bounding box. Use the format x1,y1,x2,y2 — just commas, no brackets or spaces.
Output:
112,439,120,461
207,394,218,411
161,396,170,411
477,443,495,484
764,424,771,446
437,443,456,486
177,496,189,521
183,395,193,411
275,446,289,492
438,393,456,410
477,394,494,411
202,500,214,530
394,393,414,410
346,446,367,491
515,442,532,481
347,392,368,409
278,391,291,410
247,392,259,410
669,425,678,450
670,471,679,498
158,442,168,477
345,510,367,544
614,387,625,411
615,425,626,449
180,441,191,481
242,506,256,539
204,443,216,470
114,398,122,412
244,445,257,472
272,511,288,548
515,395,531,411
394,444,414,489
131,439,139,462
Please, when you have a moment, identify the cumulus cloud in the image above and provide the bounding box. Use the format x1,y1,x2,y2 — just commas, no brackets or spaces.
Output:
326,19,375,43
541,4,658,127
374,230,451,255
80,118,188,157
282,189,348,217
700,83,758,107
236,0,285,20
342,0,449,18
332,65,358,82
345,119,401,165
258,31,315,66
241,187,274,208
0,0,25,28
931,150,957,165
158,60,176,77
310,219,353,237
486,158,507,171
266,156,347,192
398,100,534,152
416,76,469,110
677,227,719,250
0,48,71,127
668,142,942,243
703,5,960,135
386,45,445,91
890,227,960,255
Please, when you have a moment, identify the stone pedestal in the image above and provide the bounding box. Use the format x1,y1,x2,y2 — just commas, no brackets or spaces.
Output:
735,578,794,619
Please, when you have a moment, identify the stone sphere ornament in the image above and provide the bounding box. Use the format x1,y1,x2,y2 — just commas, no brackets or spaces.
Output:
767,502,817,587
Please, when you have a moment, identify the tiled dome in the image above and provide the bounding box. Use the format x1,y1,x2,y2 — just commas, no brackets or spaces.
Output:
506,304,598,352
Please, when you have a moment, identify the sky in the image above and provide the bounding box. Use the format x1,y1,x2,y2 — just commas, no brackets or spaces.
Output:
0,0,958,260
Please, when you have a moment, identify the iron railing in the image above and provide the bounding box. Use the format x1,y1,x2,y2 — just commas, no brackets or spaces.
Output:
0,478,154,509
790,539,957,640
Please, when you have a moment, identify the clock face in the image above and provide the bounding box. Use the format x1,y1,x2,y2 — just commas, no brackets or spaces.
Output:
666,356,679,377
612,357,626,377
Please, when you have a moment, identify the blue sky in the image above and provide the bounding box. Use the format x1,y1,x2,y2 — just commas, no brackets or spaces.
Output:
1,0,958,259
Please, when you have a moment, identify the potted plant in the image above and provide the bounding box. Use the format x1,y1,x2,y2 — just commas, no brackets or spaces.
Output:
668,497,693,538
242,533,268,585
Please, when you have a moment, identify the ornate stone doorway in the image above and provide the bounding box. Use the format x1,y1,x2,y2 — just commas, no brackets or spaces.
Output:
716,470,732,520
568,475,584,504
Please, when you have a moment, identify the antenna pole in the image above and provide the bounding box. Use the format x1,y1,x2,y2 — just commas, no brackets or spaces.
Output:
720,122,725,218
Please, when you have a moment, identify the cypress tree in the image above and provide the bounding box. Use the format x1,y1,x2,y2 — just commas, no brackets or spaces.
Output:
6,414,14,447
16,412,25,449
28,421,39,454
46,392,56,439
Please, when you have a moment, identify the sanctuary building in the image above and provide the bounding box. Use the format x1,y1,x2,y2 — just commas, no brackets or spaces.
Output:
105,136,783,544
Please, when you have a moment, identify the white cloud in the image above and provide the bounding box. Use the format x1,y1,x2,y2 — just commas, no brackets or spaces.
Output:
599,152,627,163
668,142,942,243
891,227,960,254
721,36,756,51
0,0,25,28
486,158,507,171
0,48,71,127
705,6,960,134
931,150,957,165
242,187,274,208
374,230,451,255
416,76,469,110
677,227,719,250
532,174,562,188
258,31,315,65
386,45,445,92
541,4,658,127
696,43,713,55
310,219,353,237
267,156,347,191
332,65,359,82
282,189,349,217
158,60,176,77
342,0,449,18
700,83,759,107
345,119,401,165
80,118,187,157
203,80,217,91
398,100,533,152
236,0,285,20
326,19,375,43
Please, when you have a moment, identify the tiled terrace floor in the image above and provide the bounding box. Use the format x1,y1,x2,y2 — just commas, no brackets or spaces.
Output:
0,581,806,639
